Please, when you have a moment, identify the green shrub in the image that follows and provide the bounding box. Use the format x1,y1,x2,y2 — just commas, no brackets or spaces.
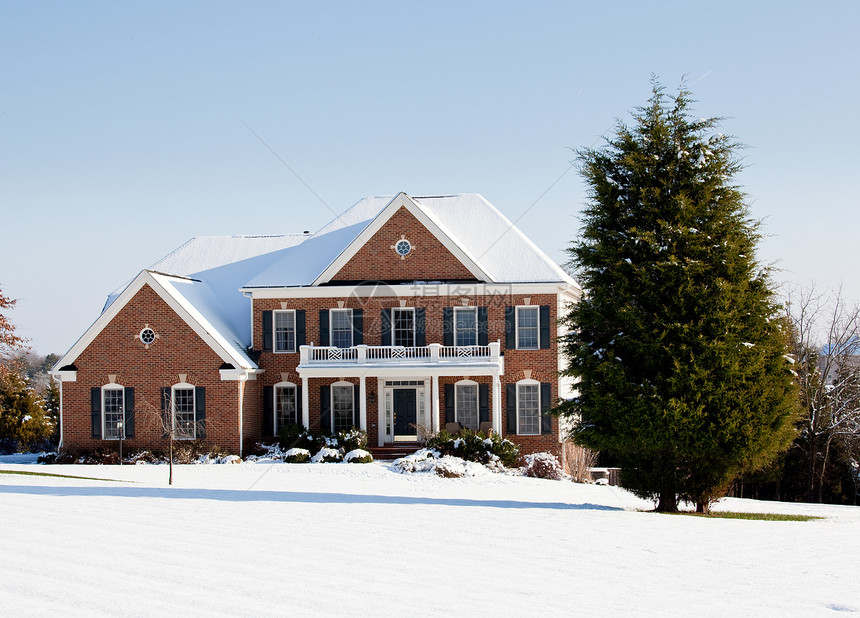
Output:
284,447,311,463
338,428,368,452
344,448,373,463
278,423,316,451
426,429,519,467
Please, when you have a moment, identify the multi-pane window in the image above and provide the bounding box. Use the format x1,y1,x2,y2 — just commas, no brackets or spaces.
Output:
274,310,296,353
456,382,478,430
331,309,353,349
393,308,415,347
517,306,539,350
275,385,297,430
332,384,354,432
517,383,540,435
454,308,477,347
103,386,125,440
173,386,196,439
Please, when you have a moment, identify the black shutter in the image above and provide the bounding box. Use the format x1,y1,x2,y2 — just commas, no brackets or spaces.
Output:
443,308,453,346
478,306,488,346
319,310,330,346
91,387,101,439
540,382,552,434
124,387,135,438
479,383,489,424
296,310,306,348
296,384,303,427
160,387,171,437
320,385,331,434
353,309,363,345
415,308,426,347
262,310,273,352
506,384,516,435
540,305,551,349
381,309,392,346
196,386,206,439
353,383,360,429
505,306,516,349
263,386,274,436
444,384,454,424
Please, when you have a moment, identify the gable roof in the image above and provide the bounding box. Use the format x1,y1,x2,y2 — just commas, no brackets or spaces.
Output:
244,193,577,288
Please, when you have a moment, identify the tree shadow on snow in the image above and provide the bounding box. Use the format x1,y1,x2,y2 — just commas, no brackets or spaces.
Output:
0,484,621,511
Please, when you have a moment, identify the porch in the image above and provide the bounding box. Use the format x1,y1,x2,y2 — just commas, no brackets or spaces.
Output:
297,342,505,447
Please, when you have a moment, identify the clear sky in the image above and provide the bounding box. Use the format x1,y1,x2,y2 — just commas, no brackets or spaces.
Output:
2,1,858,355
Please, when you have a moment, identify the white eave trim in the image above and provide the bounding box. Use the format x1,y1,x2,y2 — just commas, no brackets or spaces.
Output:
311,193,494,285
220,368,263,381
242,281,576,299
48,370,77,382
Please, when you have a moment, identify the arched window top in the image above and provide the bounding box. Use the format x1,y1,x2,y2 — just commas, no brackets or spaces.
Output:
455,378,478,387
516,378,540,386
274,380,297,389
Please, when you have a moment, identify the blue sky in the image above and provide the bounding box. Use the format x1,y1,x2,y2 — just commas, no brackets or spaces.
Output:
2,1,858,354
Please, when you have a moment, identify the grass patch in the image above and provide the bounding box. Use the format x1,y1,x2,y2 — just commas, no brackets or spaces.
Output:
668,510,823,521
0,469,132,483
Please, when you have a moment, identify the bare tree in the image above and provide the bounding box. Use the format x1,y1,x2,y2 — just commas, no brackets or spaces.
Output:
785,284,860,502
135,392,208,485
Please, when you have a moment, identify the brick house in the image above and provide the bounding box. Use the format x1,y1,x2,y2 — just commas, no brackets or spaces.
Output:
51,193,581,457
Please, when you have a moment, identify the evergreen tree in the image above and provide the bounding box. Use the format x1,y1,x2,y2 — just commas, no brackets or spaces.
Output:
0,372,54,452
557,80,799,512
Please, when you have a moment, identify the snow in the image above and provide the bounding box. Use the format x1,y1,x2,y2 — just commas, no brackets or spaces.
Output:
1,456,859,615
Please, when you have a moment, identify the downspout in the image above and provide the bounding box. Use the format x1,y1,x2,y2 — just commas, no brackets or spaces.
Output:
238,372,247,458
51,374,63,451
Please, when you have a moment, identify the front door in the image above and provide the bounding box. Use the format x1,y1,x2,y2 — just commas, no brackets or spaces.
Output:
393,388,417,440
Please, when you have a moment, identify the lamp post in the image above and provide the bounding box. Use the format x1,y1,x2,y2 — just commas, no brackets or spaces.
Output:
117,420,124,466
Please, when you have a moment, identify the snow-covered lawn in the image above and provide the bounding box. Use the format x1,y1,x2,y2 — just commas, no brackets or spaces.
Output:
1,455,858,616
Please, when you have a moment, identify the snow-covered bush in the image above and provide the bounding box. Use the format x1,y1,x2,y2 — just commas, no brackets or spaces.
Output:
310,447,342,463
343,448,373,463
338,428,368,453
393,448,441,473
393,449,489,477
284,447,311,463
426,429,519,467
522,452,564,480
433,456,490,478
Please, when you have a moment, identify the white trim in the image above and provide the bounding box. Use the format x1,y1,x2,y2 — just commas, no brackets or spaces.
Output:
243,281,573,300
330,380,355,434
453,307,478,347
273,309,297,354
329,308,354,348
171,382,197,440
391,307,416,346
515,305,540,350
454,379,479,429
313,193,493,285
515,379,541,436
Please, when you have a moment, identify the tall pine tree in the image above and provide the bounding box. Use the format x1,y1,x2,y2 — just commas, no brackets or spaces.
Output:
558,81,799,512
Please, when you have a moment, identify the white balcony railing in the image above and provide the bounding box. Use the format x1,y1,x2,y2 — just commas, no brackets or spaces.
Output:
299,342,502,366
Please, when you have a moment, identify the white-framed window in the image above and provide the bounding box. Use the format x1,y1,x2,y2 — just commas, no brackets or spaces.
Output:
172,383,197,440
455,380,478,430
516,306,540,350
392,308,415,347
274,382,298,431
274,310,296,353
331,381,354,432
517,380,540,436
331,309,353,349
454,307,478,347
102,385,125,440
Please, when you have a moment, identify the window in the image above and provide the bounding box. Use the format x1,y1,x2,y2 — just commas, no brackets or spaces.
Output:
103,386,125,440
275,383,297,431
455,382,478,430
454,307,477,347
516,306,539,350
392,308,415,347
332,383,354,432
331,309,353,349
517,382,540,435
139,328,156,345
274,310,296,353
172,385,196,439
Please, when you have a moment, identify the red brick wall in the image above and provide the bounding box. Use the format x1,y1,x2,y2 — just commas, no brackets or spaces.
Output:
254,291,561,455
61,284,249,454
330,206,476,282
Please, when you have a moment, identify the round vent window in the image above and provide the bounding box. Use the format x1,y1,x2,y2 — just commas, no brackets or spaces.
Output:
140,328,156,345
395,239,412,256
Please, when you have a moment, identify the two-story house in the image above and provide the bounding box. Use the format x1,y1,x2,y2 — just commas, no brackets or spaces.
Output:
51,193,581,457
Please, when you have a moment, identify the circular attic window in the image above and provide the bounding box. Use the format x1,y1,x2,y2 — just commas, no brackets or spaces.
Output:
395,239,412,256
140,328,156,345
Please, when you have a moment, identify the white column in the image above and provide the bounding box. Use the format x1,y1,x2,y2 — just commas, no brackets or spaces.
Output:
492,372,502,435
301,376,310,429
431,374,440,434
359,375,367,431
377,377,385,447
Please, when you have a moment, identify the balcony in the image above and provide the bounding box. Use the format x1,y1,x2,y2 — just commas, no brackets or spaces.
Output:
297,342,504,377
